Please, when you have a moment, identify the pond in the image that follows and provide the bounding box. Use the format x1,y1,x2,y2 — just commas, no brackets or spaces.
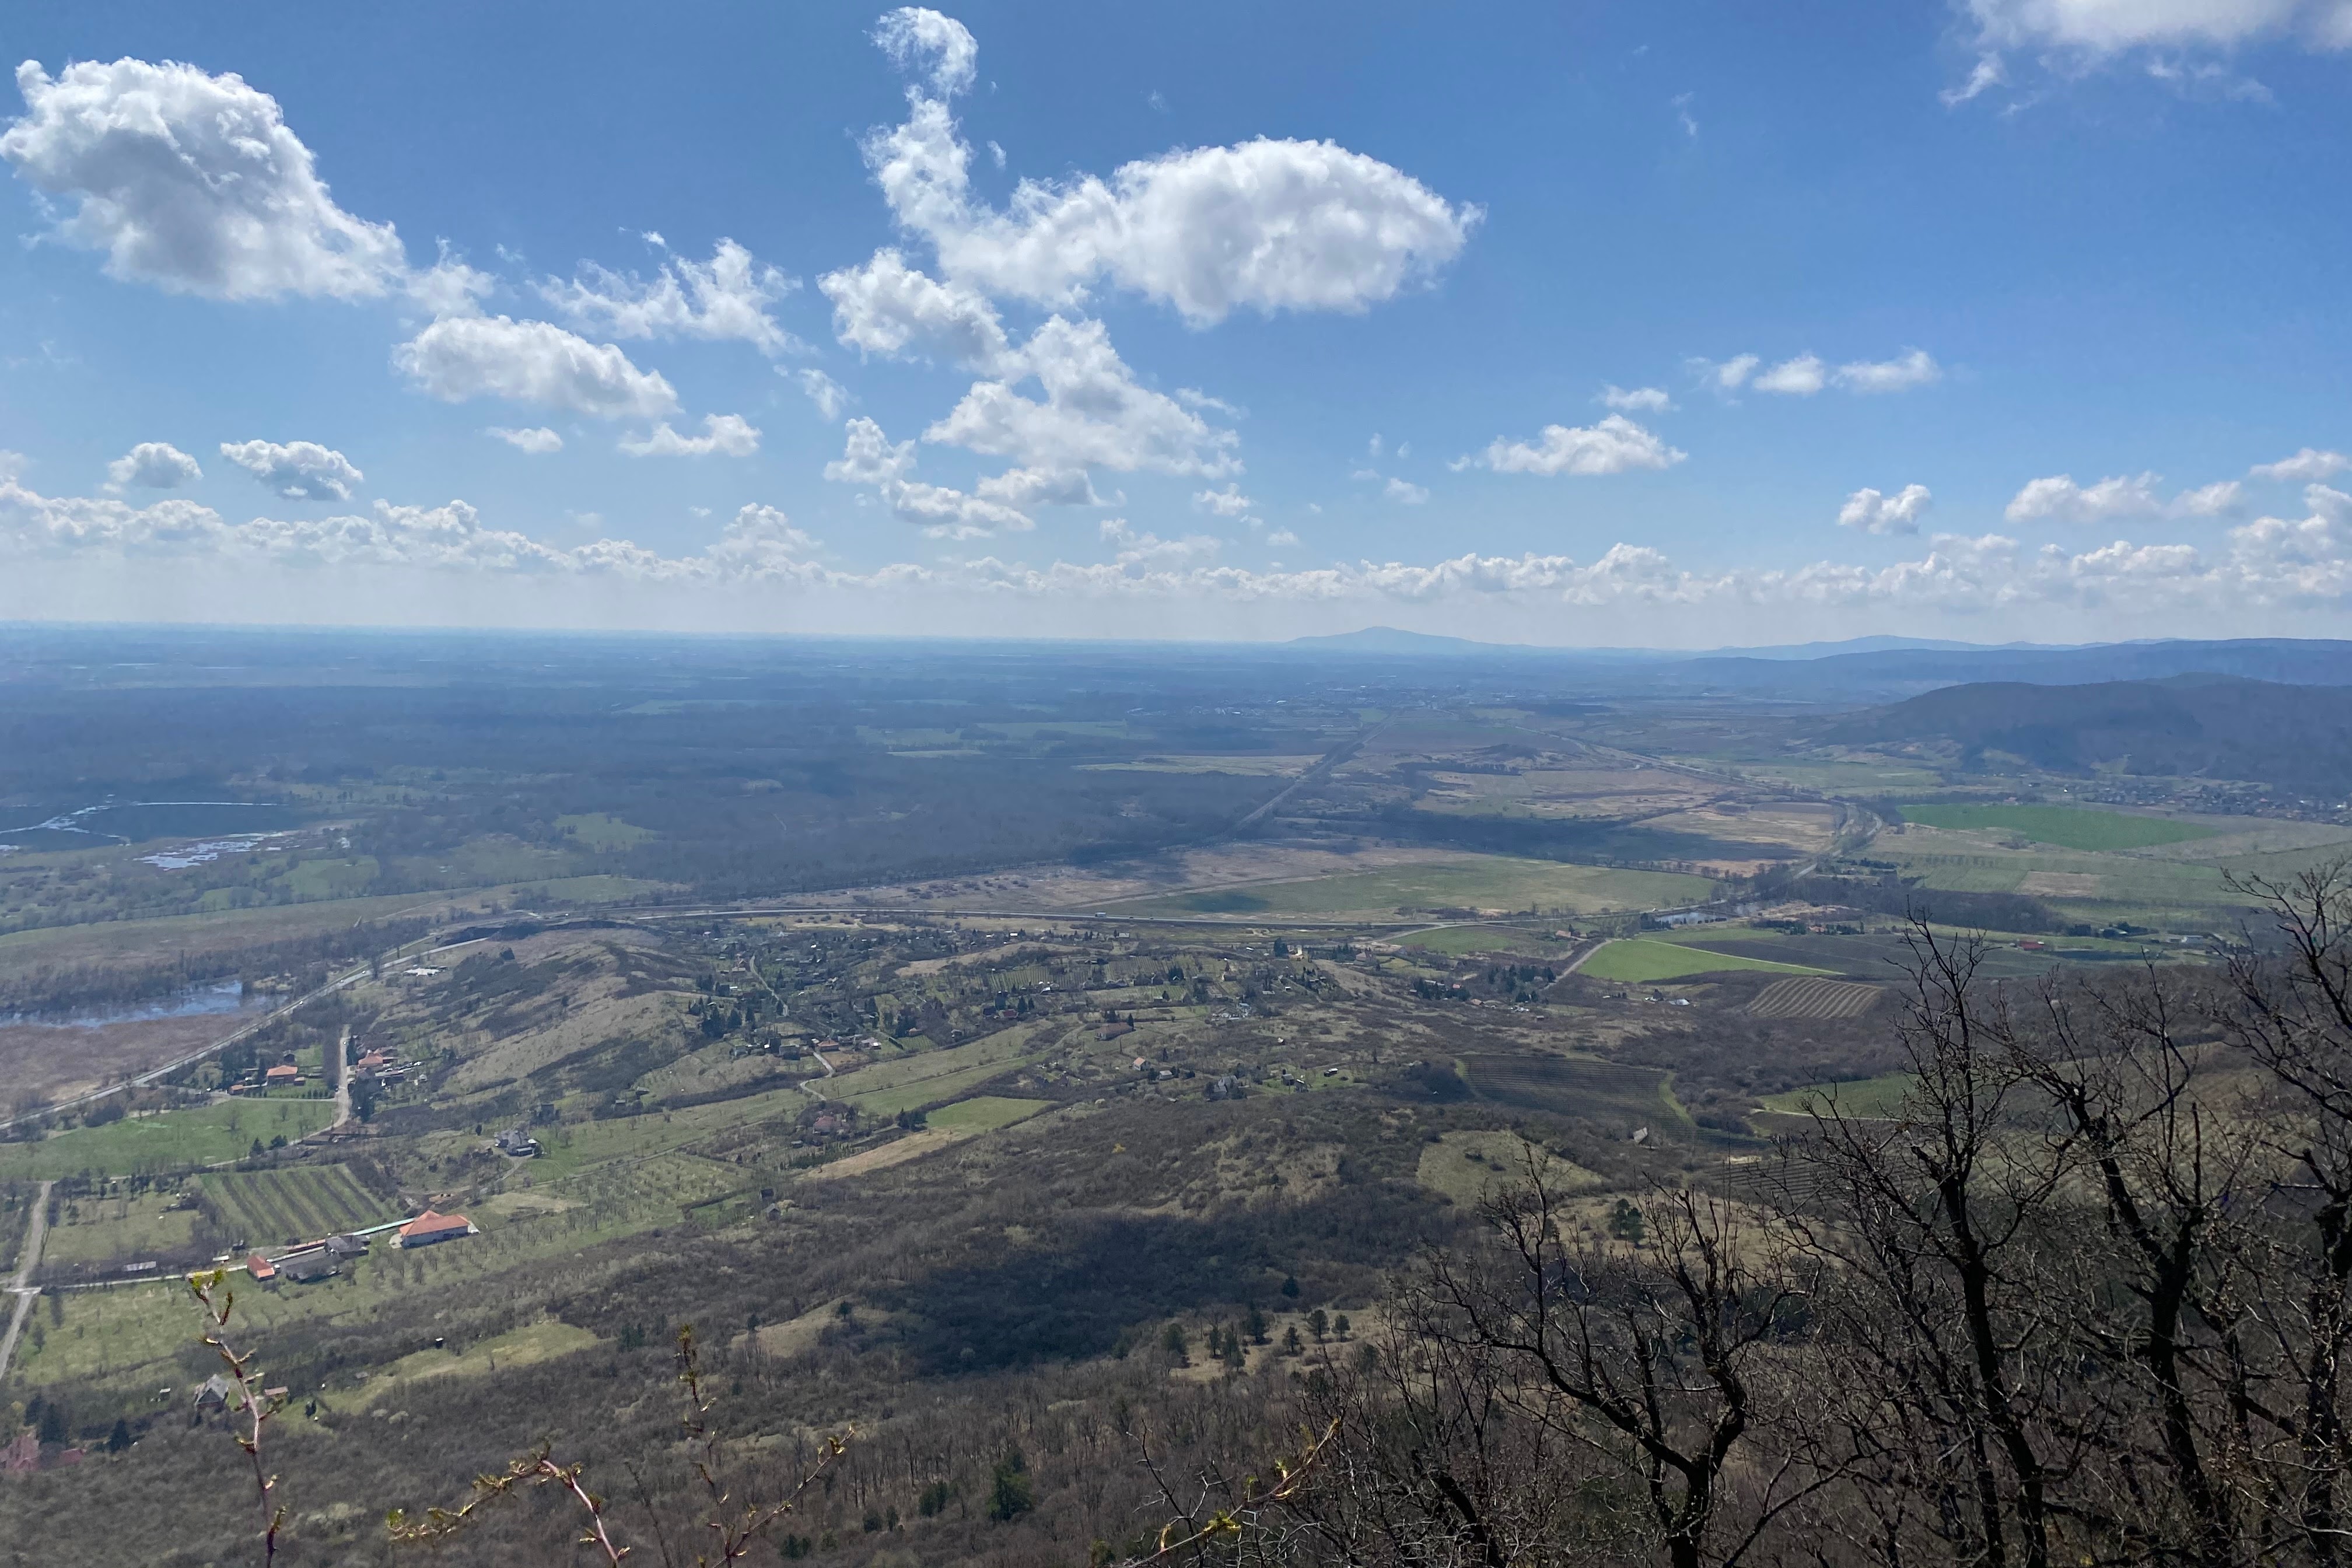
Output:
0,979,274,1030
0,800,296,852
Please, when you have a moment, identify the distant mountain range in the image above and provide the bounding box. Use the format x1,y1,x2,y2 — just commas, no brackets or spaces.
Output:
1831,674,2352,797
1283,629,2352,702
1286,626,2049,662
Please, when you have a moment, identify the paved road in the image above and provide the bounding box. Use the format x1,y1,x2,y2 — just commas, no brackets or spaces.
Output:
800,1046,838,1102
328,1024,354,1131
1234,722,1381,834
0,1180,57,1389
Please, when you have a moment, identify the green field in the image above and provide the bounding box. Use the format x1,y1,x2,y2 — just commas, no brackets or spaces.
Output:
1578,939,1832,984
526,1082,815,1180
0,1099,336,1181
830,1029,1040,1118
1399,925,1573,958
13,1146,746,1406
842,1062,1031,1118
201,1164,399,1247
1759,1072,1916,1119
1110,856,1714,919
37,1202,202,1267
1899,803,2217,852
553,812,653,850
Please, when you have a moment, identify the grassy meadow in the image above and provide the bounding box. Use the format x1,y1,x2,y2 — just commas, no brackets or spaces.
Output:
1578,939,1832,984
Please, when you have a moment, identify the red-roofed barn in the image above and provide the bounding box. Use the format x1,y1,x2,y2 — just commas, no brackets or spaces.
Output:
397,1209,475,1248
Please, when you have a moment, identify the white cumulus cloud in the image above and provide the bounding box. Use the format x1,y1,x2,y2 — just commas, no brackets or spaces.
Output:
486,426,563,454
974,467,1103,508
1600,385,1674,412
1,57,407,300
1693,354,1761,393
1695,349,1941,397
540,238,799,356
818,248,1013,371
1834,348,1942,393
824,416,1033,537
106,441,201,490
1101,517,1222,568
1194,484,1255,517
1962,0,2350,54
1384,477,1430,505
618,414,761,459
797,369,853,421
925,316,1236,476
1754,354,1827,396
2252,447,2350,482
874,6,980,99
1,470,830,584
218,439,363,502
393,316,678,420
862,29,1476,324
1839,484,1934,534
2005,471,2242,523
1469,415,1685,477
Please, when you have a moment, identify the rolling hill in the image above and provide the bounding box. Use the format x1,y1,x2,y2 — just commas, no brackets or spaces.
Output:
1828,674,2352,794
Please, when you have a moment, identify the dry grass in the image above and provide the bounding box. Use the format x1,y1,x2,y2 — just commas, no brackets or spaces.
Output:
800,1128,964,1181
1416,1130,1605,1208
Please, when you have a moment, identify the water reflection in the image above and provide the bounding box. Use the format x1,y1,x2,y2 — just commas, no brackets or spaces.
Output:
0,979,271,1030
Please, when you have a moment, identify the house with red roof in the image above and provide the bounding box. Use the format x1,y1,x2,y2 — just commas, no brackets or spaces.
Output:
246,1252,276,1283
397,1209,475,1248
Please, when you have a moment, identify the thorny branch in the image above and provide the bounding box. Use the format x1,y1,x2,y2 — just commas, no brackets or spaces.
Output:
188,1269,289,1568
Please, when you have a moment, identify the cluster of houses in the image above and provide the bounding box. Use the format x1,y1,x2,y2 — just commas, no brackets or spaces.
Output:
243,1208,475,1286
353,1045,409,1084
228,1041,411,1097
227,1052,309,1094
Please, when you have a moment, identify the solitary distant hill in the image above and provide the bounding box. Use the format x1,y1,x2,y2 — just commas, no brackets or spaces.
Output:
1284,626,1515,655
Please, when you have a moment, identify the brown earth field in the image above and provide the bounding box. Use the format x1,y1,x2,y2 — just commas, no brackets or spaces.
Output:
0,1009,257,1111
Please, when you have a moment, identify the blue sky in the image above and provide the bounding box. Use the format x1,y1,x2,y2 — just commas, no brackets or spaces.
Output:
1,0,2347,645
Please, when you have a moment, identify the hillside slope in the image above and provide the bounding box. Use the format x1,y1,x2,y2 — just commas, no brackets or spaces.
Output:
1828,675,2352,794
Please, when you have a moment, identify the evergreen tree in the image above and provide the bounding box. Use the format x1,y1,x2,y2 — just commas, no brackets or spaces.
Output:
988,1450,1034,1521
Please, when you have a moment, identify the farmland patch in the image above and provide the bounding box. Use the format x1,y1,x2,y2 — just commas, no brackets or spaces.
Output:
1579,939,1831,984
1748,977,1883,1020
